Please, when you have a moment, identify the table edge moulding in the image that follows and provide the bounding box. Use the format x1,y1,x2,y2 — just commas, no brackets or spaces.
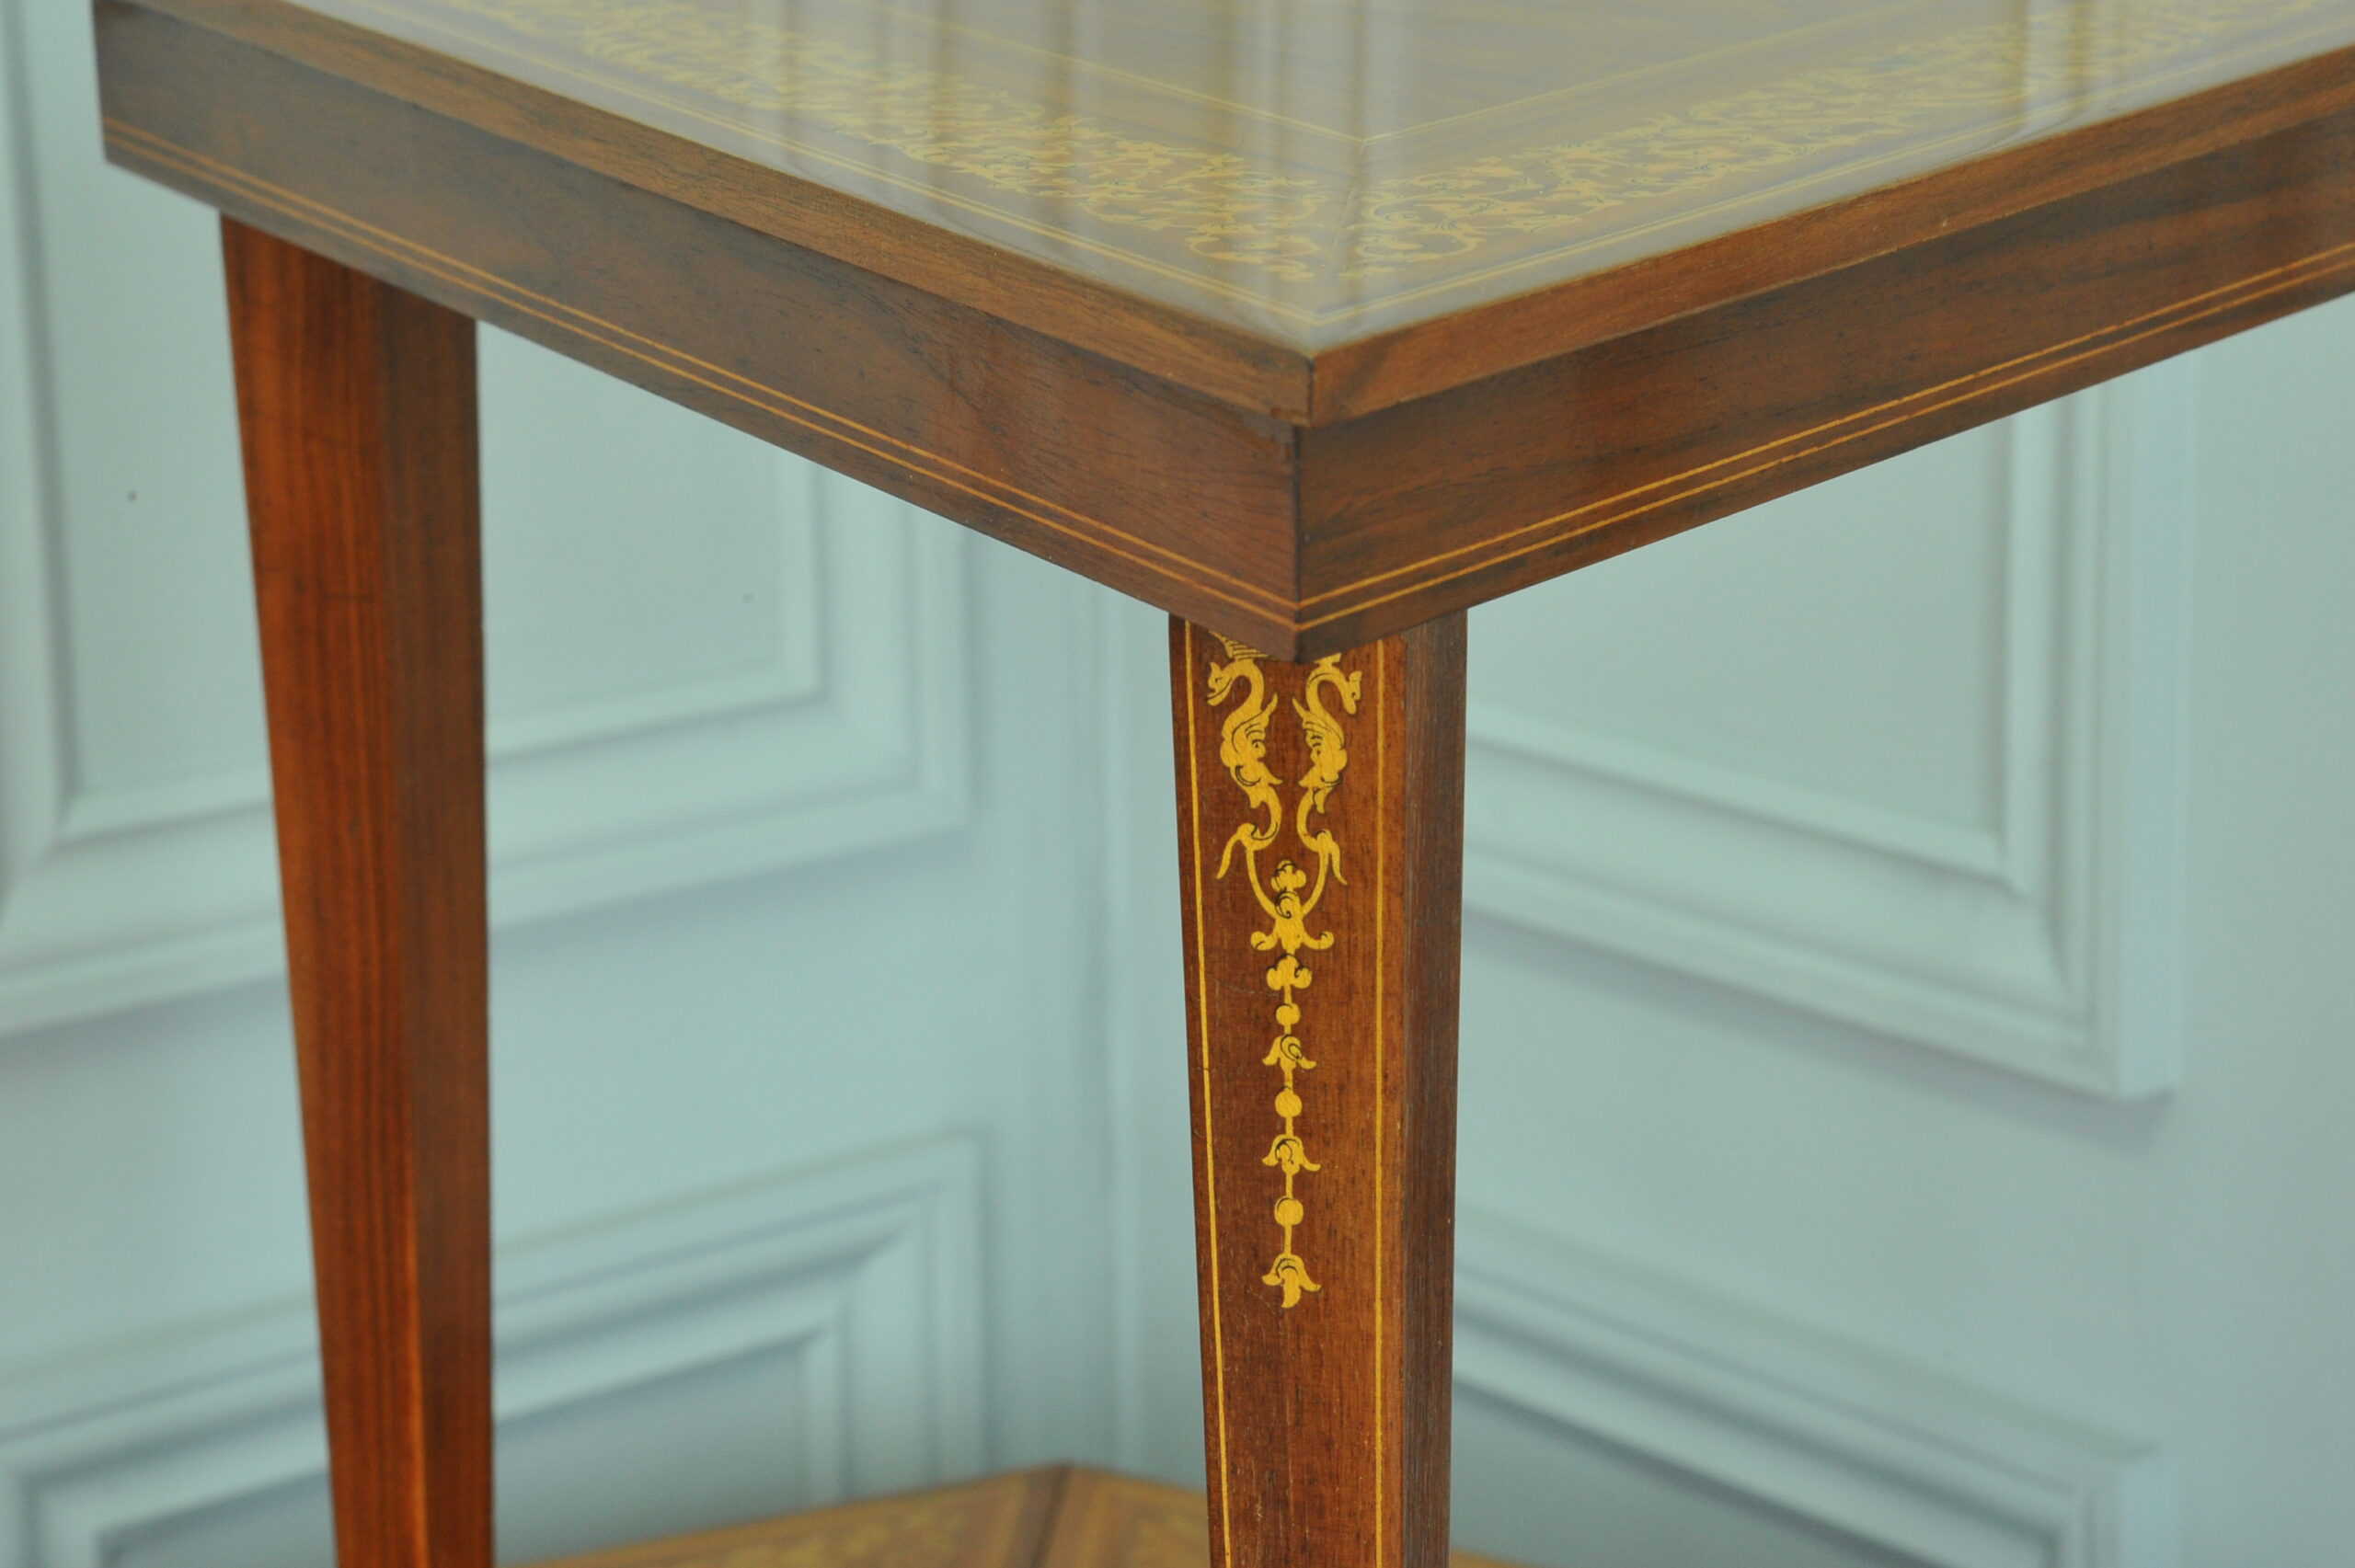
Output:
98,0,2355,658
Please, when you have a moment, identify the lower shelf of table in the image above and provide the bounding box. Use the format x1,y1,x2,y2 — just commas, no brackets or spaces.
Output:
534,1465,1521,1567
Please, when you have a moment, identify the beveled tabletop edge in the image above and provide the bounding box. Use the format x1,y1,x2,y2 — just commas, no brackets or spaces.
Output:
1314,38,2355,420
106,0,2355,429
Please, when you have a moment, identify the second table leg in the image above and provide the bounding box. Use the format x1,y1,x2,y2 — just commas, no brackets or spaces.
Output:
225,217,492,1568
1168,614,1467,1568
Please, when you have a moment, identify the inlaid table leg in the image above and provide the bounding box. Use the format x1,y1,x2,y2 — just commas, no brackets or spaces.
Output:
224,218,492,1568
1169,614,1467,1568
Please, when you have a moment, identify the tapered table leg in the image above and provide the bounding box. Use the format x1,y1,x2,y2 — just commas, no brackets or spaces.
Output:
1169,615,1467,1568
224,218,492,1568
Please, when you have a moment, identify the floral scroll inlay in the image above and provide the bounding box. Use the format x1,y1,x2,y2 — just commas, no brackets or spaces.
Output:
413,0,2338,299
1206,636,1361,1309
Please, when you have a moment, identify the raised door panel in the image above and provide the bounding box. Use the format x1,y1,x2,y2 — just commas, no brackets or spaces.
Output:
1463,383,2190,1096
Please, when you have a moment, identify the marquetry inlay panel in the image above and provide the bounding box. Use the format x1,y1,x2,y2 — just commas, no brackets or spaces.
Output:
532,1472,1053,1568
534,1468,1524,1568
206,0,2355,339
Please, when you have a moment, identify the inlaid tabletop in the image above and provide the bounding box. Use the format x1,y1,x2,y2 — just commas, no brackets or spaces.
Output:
121,0,2355,346
96,0,2355,652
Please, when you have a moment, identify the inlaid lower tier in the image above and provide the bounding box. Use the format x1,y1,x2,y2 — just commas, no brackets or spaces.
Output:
534,1469,1525,1568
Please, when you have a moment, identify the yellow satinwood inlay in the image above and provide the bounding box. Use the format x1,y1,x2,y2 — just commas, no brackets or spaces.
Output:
366,0,2341,314
1205,635,1361,1309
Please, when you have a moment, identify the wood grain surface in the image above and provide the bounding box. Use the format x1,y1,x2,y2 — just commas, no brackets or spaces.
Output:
526,1469,1523,1568
101,0,2355,657
530,1471,1066,1568
1168,617,1466,1568
108,0,2355,381
1040,1471,1521,1568
1292,91,2355,650
102,6,1305,652
225,218,491,1568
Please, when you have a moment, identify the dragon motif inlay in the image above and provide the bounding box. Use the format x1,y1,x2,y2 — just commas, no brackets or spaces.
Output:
1205,636,1361,1309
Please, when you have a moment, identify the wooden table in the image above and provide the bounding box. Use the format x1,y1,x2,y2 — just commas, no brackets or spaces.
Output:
87,0,2355,1563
